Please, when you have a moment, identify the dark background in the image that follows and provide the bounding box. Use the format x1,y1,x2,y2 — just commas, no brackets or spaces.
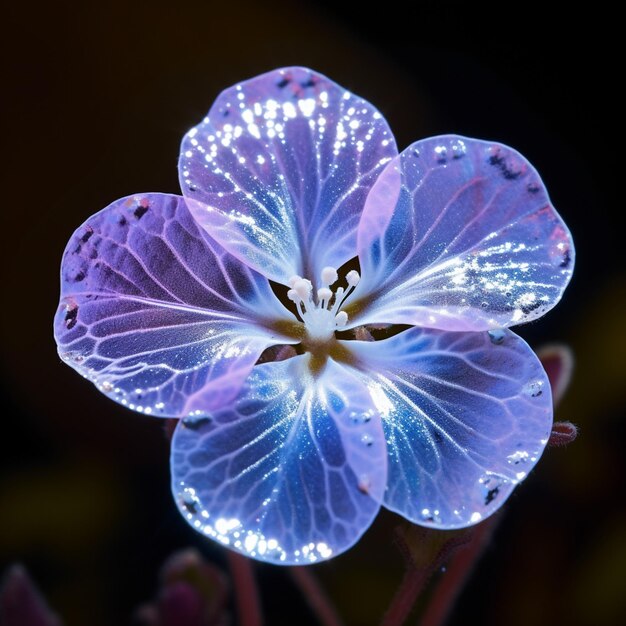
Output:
2,2,624,624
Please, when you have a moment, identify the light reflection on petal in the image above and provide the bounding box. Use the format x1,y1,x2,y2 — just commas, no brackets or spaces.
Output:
171,356,386,564
343,326,552,527
179,67,397,285
353,135,574,330
54,193,297,417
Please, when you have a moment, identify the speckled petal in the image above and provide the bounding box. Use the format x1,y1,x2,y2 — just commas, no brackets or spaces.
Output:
343,327,552,527
179,67,397,285
171,356,386,564
54,193,297,417
352,136,574,330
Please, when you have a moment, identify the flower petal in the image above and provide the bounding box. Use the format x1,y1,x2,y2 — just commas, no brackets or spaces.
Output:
353,135,574,330
343,327,552,528
170,355,386,564
179,67,397,285
54,193,296,417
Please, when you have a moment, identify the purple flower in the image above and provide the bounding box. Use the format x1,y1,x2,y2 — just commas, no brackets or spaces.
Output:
54,67,574,564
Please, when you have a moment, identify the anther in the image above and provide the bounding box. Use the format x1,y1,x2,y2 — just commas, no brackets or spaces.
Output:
335,311,348,327
321,266,339,286
346,270,360,287
293,279,313,300
288,275,302,288
317,287,332,302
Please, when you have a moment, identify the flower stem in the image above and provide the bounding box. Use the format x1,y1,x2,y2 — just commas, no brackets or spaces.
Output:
289,566,343,626
380,564,431,626
381,524,474,626
420,517,498,626
227,552,263,626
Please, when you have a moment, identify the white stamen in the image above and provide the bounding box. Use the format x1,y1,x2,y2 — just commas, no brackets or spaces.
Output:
317,287,332,302
293,279,312,300
346,270,361,287
330,287,345,313
335,311,348,327
321,266,339,286
287,269,359,343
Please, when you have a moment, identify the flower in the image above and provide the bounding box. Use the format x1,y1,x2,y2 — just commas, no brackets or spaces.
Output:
54,67,574,565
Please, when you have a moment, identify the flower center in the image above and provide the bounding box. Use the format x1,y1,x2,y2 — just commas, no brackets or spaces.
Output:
287,266,360,345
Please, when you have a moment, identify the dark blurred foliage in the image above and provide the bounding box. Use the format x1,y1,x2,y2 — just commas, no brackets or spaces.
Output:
0,2,623,625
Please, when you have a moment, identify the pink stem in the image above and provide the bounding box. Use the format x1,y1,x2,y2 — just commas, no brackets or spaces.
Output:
380,565,430,626
289,567,344,626
420,518,498,626
227,552,263,626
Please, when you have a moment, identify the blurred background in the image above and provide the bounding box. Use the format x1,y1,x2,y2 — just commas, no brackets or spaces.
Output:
1,2,623,624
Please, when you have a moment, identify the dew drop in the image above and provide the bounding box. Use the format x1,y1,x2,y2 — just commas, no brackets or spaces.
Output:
361,434,373,447
182,413,212,430
182,489,199,514
182,499,197,514
358,476,371,494
527,380,544,397
488,329,506,345
527,182,541,194
479,475,504,506
64,303,78,329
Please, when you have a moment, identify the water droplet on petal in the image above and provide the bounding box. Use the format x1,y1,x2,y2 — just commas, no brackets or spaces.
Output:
358,476,371,494
182,489,199,514
182,413,212,430
527,380,544,397
479,474,505,506
488,329,506,345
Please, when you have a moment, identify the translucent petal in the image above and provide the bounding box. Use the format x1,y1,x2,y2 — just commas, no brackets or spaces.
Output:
353,136,574,330
179,67,397,285
343,327,552,528
54,193,297,417
171,356,386,564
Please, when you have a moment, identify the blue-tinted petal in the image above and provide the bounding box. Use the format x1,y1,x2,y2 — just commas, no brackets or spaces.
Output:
171,355,386,564
353,136,574,330
179,67,397,285
54,193,297,417
343,327,552,527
